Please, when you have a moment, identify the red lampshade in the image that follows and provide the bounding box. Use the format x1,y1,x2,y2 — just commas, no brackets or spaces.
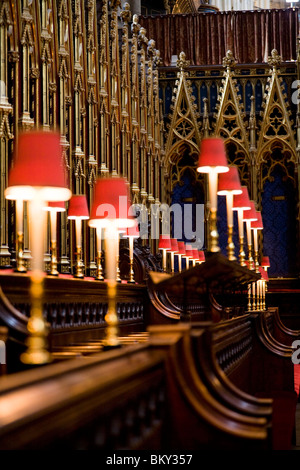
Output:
192,249,199,260
251,212,263,230
5,131,71,202
261,256,270,268
217,166,242,195
198,250,205,262
170,238,179,253
68,195,89,220
158,235,171,251
197,138,229,174
177,241,186,255
259,267,269,281
232,186,251,210
243,201,258,221
89,178,135,229
44,201,66,212
185,244,193,257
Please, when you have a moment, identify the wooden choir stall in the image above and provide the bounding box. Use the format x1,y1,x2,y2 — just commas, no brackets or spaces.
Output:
0,249,299,451
1,2,300,453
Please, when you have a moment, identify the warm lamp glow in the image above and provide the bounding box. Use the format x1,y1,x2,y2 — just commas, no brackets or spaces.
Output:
4,131,71,365
158,234,172,251
232,186,251,266
169,238,179,274
197,138,229,174
232,186,251,211
68,195,89,279
177,241,186,272
5,131,71,202
88,178,136,348
192,249,199,266
198,250,205,263
251,212,263,230
89,178,136,230
184,244,193,269
217,166,242,261
197,137,229,252
68,195,89,220
217,166,242,196
44,201,66,277
159,235,171,272
243,201,258,270
251,211,263,273
243,201,258,222
261,256,270,269
124,222,139,283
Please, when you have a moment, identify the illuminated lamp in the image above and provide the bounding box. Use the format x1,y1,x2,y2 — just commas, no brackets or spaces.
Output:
158,235,171,272
67,195,89,279
217,166,242,261
177,241,186,272
192,249,199,267
233,186,251,266
89,177,136,348
124,222,140,283
44,201,65,276
243,201,258,270
251,212,263,273
261,256,270,271
4,130,72,365
170,238,179,273
198,250,205,264
197,137,229,252
184,244,194,269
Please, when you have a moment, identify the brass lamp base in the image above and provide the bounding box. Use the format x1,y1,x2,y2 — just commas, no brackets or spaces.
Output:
95,250,104,281
239,236,246,267
102,280,121,350
209,208,220,253
49,240,59,276
227,225,236,261
15,232,27,273
74,247,85,278
20,278,52,365
127,258,135,283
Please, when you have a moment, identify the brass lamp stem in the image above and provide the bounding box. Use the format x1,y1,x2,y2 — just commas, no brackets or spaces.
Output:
247,284,252,311
50,240,59,276
15,231,27,273
103,226,120,349
227,225,236,261
252,282,256,311
96,250,104,281
21,196,51,365
248,244,254,270
74,245,84,278
21,273,51,365
127,236,135,284
103,279,120,349
209,208,220,253
239,236,246,267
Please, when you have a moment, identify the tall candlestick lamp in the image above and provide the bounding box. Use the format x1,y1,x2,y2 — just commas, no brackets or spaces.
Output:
158,235,171,272
5,130,72,364
197,138,229,253
67,195,89,279
124,222,139,283
88,177,136,349
243,201,258,270
232,186,251,267
217,166,242,261
44,201,66,276
251,211,263,273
